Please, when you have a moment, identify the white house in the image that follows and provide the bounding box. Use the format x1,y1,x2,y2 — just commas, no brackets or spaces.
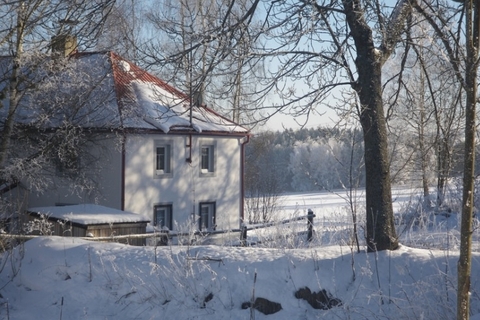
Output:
1,49,249,232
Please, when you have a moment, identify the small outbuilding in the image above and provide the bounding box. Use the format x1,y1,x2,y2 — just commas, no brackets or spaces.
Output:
27,204,150,246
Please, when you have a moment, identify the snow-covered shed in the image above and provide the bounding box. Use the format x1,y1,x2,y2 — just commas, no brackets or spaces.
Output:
27,204,150,246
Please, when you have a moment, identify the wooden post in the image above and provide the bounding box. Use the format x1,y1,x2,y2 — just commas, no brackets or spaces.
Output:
159,230,169,246
307,209,314,242
240,224,247,247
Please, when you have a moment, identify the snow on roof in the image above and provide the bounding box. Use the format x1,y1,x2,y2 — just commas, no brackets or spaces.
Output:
107,52,248,134
0,52,249,135
0,54,121,129
130,80,247,133
28,204,150,225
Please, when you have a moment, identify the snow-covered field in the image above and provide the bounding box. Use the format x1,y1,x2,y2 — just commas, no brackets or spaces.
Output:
273,186,427,218
1,189,479,320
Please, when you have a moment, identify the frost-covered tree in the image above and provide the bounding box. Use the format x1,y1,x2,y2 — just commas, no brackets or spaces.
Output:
384,17,463,208
245,132,283,223
411,2,480,317
239,0,411,251
0,1,116,229
289,131,364,192
132,0,264,126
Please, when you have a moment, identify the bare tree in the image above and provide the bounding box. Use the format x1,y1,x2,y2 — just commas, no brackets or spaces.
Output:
0,1,116,228
262,0,410,251
457,2,479,318
412,1,479,318
144,0,415,251
95,0,144,61
245,132,282,224
385,22,464,210
137,0,265,126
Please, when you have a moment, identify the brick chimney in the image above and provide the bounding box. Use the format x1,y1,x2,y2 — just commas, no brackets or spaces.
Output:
51,34,77,57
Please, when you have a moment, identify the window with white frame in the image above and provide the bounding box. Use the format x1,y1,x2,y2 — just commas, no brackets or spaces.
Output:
199,202,216,231
200,144,215,174
154,141,172,177
154,204,172,230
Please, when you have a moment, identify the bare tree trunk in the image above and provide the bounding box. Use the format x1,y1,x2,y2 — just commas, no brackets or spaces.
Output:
232,59,243,123
0,5,25,170
357,63,398,252
348,130,361,253
458,1,479,319
436,137,450,208
417,67,430,201
343,0,400,252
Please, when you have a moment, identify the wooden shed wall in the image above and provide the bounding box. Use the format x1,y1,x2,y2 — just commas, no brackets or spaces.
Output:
85,223,147,246
27,215,147,246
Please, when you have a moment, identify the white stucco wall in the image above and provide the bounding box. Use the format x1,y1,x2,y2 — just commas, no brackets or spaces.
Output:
123,133,244,231
25,135,123,209
20,132,245,231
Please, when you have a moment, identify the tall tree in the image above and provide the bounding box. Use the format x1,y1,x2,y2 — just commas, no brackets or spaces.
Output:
145,0,413,251
413,1,479,318
136,0,265,127
384,22,463,209
0,1,116,210
342,0,411,251
458,1,479,318
247,1,412,249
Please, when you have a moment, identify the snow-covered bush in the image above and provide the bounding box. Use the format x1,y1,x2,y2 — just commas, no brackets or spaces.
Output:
23,214,54,236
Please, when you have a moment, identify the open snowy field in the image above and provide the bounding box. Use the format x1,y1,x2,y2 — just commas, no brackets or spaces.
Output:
273,186,427,219
0,189,479,320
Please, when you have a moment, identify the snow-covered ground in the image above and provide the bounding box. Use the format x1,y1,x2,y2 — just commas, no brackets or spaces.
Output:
273,186,426,218
1,190,479,319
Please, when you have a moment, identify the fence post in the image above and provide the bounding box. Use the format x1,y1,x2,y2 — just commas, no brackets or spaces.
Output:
159,230,169,246
307,209,314,242
240,224,248,247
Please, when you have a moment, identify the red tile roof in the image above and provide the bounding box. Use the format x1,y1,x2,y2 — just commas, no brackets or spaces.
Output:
102,51,248,134
0,51,248,134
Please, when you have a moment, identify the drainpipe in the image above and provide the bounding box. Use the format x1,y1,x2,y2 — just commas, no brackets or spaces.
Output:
121,134,126,211
240,134,250,227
